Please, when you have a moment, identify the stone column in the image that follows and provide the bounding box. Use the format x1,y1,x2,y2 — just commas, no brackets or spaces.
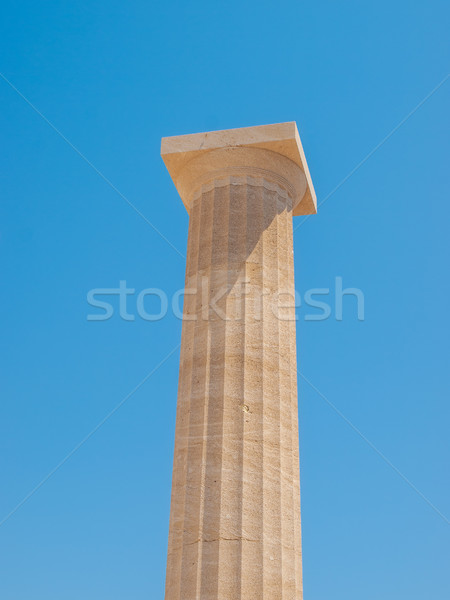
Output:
161,123,316,600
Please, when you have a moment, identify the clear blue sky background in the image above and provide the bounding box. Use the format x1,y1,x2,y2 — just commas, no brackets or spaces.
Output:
0,1,449,598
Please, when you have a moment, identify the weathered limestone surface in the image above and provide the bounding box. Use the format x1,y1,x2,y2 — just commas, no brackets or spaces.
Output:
161,124,316,600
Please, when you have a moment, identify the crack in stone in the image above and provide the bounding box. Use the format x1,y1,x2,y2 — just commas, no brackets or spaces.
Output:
184,537,259,547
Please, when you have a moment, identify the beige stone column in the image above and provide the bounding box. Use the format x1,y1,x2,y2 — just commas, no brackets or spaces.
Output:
161,123,316,600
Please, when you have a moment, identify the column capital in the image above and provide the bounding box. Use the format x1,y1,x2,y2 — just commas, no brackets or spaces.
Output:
161,122,316,216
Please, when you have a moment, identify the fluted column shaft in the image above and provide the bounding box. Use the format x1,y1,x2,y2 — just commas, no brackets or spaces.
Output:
165,171,302,600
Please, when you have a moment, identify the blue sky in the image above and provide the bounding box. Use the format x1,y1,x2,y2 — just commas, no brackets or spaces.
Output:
0,1,449,598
